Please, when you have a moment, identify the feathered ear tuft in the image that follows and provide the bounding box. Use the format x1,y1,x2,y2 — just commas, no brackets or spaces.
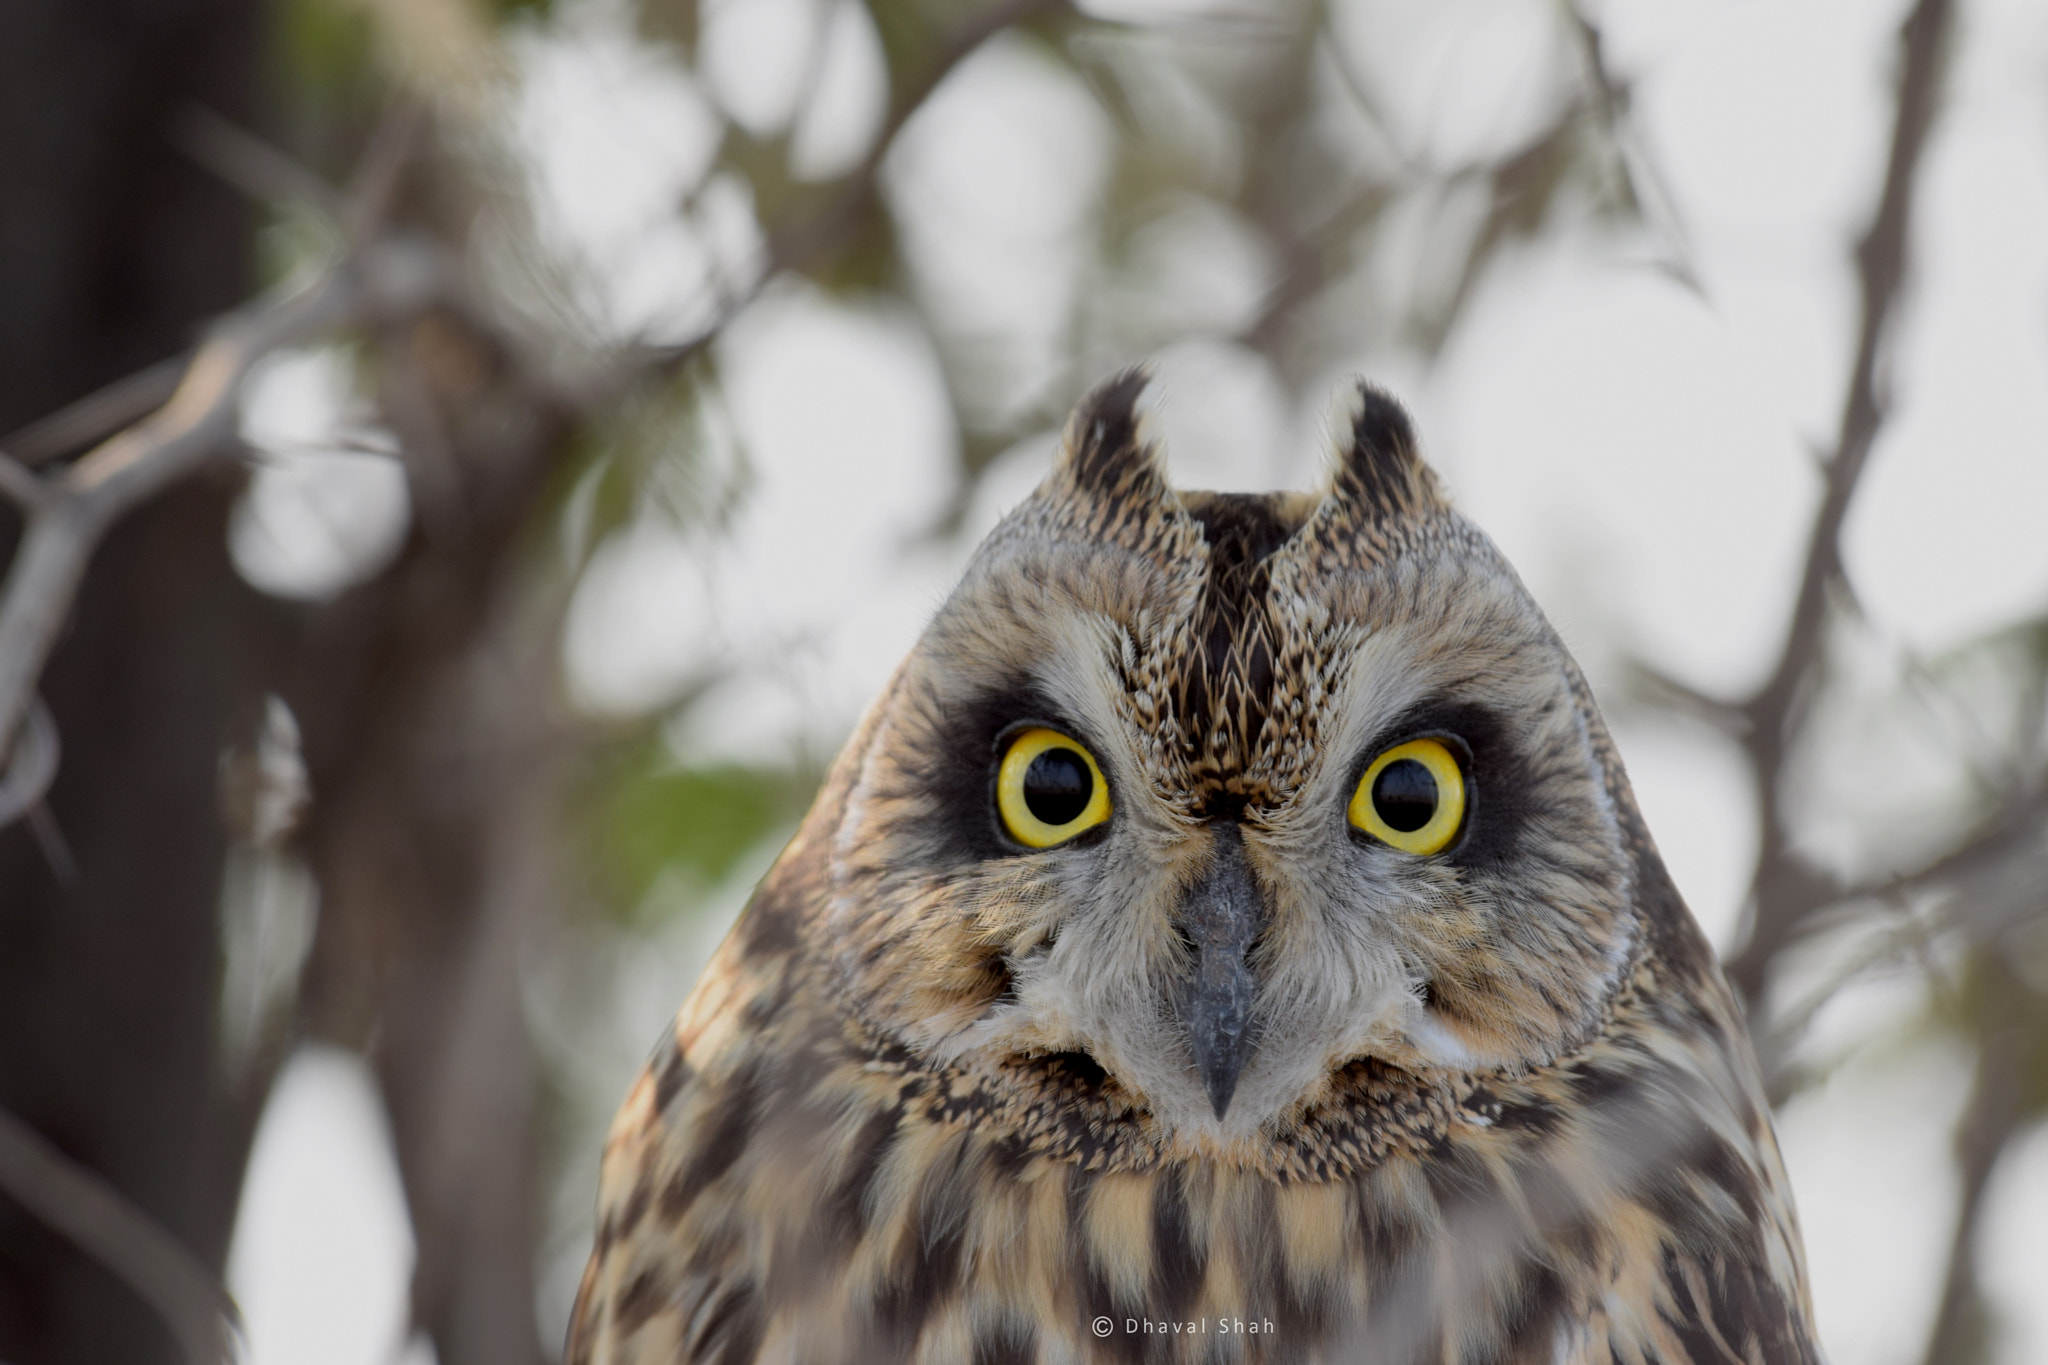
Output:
1326,381,1444,521
1274,381,1449,574
1054,367,1168,502
1031,367,1189,553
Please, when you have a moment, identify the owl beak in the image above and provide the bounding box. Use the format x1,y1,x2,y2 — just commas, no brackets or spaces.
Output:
1177,821,1263,1121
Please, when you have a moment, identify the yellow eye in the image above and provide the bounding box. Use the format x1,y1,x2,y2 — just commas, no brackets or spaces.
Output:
1348,738,1466,855
997,728,1112,848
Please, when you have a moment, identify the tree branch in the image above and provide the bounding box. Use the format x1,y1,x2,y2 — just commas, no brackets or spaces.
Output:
1724,0,1954,1004
1917,952,2035,1365
0,357,189,468
0,1104,237,1365
0,236,454,825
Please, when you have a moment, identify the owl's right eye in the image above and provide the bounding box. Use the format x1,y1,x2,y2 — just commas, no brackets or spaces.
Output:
996,727,1112,848
1348,737,1467,855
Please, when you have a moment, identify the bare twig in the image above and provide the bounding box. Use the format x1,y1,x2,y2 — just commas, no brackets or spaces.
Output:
0,450,48,512
174,106,350,218
0,1104,238,1365
0,238,454,822
0,697,60,829
1723,0,1954,1005
0,358,189,468
346,99,427,246
1618,655,1749,735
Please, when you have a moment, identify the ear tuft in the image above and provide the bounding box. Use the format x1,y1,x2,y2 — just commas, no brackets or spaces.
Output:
1055,366,1166,500
1327,380,1444,521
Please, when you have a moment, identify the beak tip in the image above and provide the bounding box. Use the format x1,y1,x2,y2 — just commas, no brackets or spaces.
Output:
1192,1028,1247,1122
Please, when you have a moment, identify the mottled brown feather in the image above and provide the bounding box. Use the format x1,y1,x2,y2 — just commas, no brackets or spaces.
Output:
569,376,1820,1365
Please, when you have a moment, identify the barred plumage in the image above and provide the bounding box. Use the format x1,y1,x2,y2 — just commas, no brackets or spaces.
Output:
569,373,1820,1364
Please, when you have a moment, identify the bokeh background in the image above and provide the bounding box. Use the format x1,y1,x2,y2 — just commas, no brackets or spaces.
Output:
2,0,2046,1362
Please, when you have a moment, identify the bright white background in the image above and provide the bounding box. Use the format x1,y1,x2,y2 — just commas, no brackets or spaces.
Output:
223,0,2048,1361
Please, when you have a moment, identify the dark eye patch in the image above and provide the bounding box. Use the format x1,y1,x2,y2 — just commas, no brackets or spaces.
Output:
892,681,1107,863
1345,701,1534,869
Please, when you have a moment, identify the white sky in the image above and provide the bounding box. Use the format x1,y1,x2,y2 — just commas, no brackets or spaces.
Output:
227,0,2048,1360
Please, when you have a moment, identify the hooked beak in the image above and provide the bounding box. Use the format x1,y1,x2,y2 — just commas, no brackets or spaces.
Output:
1176,821,1263,1120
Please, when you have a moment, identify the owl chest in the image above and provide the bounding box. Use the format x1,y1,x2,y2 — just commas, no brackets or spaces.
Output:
635,1096,1622,1365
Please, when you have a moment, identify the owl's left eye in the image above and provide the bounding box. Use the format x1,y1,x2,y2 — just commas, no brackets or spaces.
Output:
996,727,1112,848
1348,737,1467,855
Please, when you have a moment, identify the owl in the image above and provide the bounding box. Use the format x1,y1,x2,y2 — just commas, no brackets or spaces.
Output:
567,373,1820,1364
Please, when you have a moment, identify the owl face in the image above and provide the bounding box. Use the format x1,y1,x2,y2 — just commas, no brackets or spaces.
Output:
822,374,1637,1147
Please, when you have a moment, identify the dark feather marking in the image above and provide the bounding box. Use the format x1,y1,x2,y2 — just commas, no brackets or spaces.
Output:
651,1042,693,1115
1497,1258,1571,1359
1490,1098,1559,1137
697,1280,764,1365
660,1063,762,1224
1668,1240,1822,1365
1149,1164,1205,1321
822,1104,904,1247
609,1178,652,1247
1043,1049,1109,1089
1660,1247,1749,1365
1589,688,1720,983
684,1215,741,1284
613,1268,666,1338
1066,1169,1147,1365
1567,1060,1637,1110
1691,1134,1765,1224
737,879,802,957
1272,1258,1333,1349
871,1136,978,1344
972,1318,1039,1365
1417,1136,1496,1213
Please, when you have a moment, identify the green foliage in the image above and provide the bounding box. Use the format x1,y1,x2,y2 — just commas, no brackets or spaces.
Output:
582,742,816,923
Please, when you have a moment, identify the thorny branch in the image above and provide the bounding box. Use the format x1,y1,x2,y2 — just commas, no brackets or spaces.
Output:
1719,0,1957,1008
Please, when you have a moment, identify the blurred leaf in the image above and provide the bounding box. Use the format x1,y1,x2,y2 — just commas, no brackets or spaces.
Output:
583,745,815,920
278,0,378,100
1926,943,2048,1123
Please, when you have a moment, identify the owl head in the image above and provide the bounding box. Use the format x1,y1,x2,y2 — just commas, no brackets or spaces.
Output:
812,372,1642,1149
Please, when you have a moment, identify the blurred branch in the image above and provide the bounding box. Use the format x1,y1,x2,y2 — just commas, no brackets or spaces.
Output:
1619,655,1749,736
173,106,351,219
0,699,59,831
1918,952,2037,1365
631,0,1075,386
0,1104,236,1365
0,358,188,468
765,0,1074,278
0,238,458,824
1721,0,1954,1006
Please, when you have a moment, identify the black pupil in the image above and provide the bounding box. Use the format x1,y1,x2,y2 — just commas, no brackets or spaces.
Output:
1372,758,1439,833
1023,748,1093,826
